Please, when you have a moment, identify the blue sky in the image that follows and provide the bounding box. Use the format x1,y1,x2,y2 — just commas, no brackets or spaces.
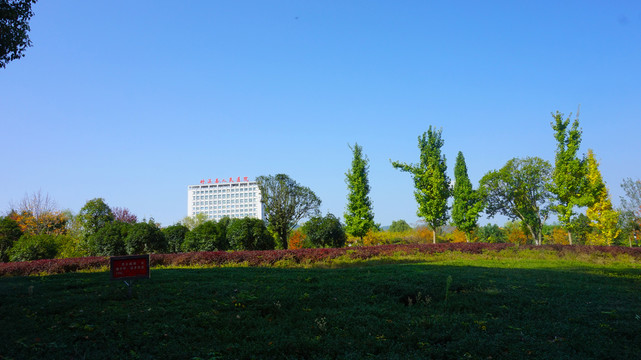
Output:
1,1,640,228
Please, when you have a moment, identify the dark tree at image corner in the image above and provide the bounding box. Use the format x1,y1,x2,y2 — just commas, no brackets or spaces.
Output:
256,174,321,249
0,0,38,68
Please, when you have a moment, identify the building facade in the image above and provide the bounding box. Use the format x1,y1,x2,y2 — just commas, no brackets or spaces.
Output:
187,177,265,221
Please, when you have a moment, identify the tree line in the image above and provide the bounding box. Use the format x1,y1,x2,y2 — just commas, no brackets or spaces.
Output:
345,110,641,247
0,191,347,262
2,110,641,262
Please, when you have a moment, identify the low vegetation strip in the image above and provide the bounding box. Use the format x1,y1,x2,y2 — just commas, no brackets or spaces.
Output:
2,243,641,277
2,255,641,359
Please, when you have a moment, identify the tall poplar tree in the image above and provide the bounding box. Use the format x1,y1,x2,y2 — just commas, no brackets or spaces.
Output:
392,127,450,243
344,143,375,240
452,151,484,242
549,110,588,245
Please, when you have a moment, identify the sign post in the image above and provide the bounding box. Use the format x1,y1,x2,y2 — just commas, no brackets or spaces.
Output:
110,254,150,298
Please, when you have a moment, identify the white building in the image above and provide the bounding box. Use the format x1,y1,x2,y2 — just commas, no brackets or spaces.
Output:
187,177,265,221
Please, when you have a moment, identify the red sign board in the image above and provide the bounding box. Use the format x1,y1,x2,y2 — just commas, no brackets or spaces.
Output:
110,254,150,280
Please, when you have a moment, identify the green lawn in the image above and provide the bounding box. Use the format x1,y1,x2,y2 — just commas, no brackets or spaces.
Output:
2,254,641,359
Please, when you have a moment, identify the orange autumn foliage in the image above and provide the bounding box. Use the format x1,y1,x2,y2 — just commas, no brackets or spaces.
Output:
449,229,468,243
415,226,434,243
288,230,305,250
504,222,528,245
8,210,68,236
549,227,570,245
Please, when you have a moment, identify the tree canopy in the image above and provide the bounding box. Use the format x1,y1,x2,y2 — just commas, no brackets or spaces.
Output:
301,213,346,248
0,216,22,262
227,217,274,251
0,0,37,68
388,219,412,233
620,178,641,220
181,213,208,231
480,157,552,245
257,174,321,249
182,220,228,252
78,198,114,240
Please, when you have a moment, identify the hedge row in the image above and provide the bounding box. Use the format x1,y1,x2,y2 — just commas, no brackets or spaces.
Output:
2,243,641,277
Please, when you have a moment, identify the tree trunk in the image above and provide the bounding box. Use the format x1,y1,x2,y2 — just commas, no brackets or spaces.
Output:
280,229,288,249
432,228,436,244
526,225,538,245
568,231,573,245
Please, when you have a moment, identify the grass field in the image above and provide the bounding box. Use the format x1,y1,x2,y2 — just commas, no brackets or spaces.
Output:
2,250,641,359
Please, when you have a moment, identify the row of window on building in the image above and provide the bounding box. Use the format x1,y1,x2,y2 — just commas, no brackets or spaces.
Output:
188,180,264,221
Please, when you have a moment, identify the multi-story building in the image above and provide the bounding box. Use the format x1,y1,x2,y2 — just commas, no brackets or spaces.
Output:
187,177,265,221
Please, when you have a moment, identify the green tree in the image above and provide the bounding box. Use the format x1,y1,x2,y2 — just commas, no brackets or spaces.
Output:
451,151,484,242
0,216,22,262
0,0,37,68
480,157,552,245
475,224,506,243
87,221,131,256
392,127,450,243
56,234,85,259
344,143,375,240
301,213,347,248
181,212,208,230
163,224,189,253
549,110,588,245
182,220,228,252
256,174,321,249
9,233,60,261
125,221,167,255
569,213,592,245
388,219,412,233
78,198,114,239
227,218,275,251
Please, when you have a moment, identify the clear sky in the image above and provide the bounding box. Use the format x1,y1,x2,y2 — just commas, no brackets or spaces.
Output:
1,1,640,228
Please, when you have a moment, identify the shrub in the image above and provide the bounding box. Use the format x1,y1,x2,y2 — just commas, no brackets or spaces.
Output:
8,234,60,262
227,218,275,251
163,224,189,253
126,222,167,255
4,243,641,277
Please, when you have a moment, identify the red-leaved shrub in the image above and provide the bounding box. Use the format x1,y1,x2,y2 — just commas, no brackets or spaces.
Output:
2,243,641,277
